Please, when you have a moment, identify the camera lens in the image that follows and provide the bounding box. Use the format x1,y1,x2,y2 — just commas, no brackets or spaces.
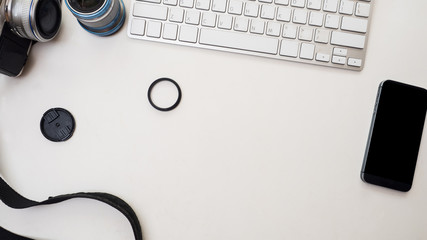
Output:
36,0,62,39
65,0,126,36
67,0,105,13
5,0,62,42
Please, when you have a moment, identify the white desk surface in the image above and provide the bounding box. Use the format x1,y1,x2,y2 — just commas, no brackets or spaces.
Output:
1,1,427,239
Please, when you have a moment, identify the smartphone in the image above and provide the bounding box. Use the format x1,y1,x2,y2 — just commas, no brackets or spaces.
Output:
361,80,427,192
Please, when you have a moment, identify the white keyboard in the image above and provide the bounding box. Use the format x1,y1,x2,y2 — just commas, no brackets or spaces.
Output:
127,0,373,70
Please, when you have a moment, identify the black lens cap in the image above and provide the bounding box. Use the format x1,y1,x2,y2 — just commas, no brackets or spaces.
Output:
40,108,76,142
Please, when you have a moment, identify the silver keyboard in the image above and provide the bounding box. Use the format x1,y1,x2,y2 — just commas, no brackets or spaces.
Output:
127,0,373,70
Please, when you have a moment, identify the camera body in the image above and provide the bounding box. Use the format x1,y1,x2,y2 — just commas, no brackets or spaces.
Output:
0,0,62,77
0,17,33,77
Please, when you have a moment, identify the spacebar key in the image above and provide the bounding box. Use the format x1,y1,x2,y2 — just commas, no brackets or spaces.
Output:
199,29,279,55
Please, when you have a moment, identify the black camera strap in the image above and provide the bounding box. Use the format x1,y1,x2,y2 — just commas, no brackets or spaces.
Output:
0,176,143,240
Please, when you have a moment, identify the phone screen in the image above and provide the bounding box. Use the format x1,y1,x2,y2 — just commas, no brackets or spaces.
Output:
362,80,427,191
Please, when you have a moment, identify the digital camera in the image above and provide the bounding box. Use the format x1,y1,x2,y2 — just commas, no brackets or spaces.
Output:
0,0,62,77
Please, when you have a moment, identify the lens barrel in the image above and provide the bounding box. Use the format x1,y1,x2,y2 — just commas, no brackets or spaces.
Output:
5,0,62,42
65,0,125,36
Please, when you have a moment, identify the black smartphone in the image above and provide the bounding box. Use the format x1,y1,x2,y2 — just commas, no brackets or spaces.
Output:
361,80,427,192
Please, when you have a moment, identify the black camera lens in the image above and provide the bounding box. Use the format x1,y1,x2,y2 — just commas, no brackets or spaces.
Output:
36,0,62,39
68,0,106,13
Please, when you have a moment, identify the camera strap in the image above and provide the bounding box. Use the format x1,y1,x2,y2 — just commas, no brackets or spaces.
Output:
0,176,143,240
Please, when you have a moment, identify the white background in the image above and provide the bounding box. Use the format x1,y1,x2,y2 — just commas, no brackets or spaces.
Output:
1,0,427,239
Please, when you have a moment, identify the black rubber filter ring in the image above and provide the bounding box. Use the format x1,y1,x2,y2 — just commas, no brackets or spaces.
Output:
148,78,182,111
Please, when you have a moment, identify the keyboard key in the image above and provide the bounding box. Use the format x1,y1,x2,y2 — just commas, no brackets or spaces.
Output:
309,12,323,26
244,2,259,17
163,0,178,5
314,29,329,43
341,17,368,33
323,0,338,12
316,52,330,62
130,18,146,36
234,17,249,32
170,8,184,22
146,21,162,38
179,25,198,42
266,22,281,36
291,0,305,8
300,43,315,59
331,31,365,49
218,14,233,29
228,0,243,15
332,55,346,64
275,0,289,5
199,28,279,54
195,0,210,10
250,20,265,34
298,27,312,41
283,24,297,38
293,9,307,24
277,7,292,22
348,58,362,67
307,0,321,10
212,0,227,12
134,3,168,20
179,0,194,8
339,0,354,15
163,23,178,40
356,2,370,17
202,12,217,27
325,14,339,29
261,5,276,20
280,40,299,57
185,10,201,25
333,47,347,56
